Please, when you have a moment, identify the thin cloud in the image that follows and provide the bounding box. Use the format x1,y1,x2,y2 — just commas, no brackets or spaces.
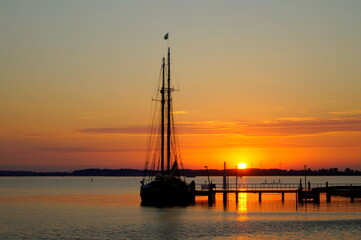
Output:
328,110,361,116
36,147,145,153
78,126,149,135
78,116,361,137
180,141,361,149
276,117,317,121
177,117,361,136
173,111,188,114
0,147,146,156
23,133,43,137
243,118,361,136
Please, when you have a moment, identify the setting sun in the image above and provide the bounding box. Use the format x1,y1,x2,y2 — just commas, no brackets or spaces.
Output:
237,162,247,169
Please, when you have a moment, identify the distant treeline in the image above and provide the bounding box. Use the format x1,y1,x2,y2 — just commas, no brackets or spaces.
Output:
0,167,360,176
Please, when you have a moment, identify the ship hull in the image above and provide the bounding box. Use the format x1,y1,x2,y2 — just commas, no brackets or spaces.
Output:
140,179,194,206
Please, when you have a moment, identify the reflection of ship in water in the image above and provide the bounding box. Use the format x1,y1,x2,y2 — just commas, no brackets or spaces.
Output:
140,34,194,206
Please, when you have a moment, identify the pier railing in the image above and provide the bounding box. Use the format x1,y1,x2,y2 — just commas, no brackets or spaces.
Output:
193,182,361,204
196,182,361,191
196,183,300,191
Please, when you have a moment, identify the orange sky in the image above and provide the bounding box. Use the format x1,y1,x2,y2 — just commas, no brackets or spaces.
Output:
1,1,361,171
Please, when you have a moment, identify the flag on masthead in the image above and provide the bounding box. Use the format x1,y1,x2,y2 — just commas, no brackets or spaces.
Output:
164,33,169,40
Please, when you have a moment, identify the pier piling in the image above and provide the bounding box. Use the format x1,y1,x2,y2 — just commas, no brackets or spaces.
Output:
258,192,262,202
193,182,360,206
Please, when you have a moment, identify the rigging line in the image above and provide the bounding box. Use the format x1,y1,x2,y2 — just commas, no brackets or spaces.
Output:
149,95,164,174
144,63,163,170
148,108,161,173
180,160,186,182
168,55,183,153
144,60,164,175
154,59,164,100
170,56,180,92
151,154,156,178
146,100,157,155
170,102,182,161
152,112,161,163
145,118,158,176
172,98,184,166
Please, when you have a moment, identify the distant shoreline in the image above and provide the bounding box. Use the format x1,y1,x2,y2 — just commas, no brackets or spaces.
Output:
1,168,360,177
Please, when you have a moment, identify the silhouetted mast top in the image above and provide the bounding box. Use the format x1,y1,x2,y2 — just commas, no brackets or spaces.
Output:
159,32,172,176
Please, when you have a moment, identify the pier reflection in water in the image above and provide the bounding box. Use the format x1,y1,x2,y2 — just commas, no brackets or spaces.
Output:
198,189,361,214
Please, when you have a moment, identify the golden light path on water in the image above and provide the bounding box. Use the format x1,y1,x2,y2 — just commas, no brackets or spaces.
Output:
238,193,248,210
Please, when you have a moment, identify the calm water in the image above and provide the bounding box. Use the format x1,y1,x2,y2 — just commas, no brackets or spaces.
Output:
0,176,360,239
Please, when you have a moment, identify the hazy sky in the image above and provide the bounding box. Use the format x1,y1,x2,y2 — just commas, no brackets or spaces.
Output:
1,0,361,171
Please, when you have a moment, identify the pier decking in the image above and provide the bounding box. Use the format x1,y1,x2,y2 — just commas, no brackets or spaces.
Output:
192,182,361,205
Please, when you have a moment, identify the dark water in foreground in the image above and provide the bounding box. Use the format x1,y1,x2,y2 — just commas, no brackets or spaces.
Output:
0,176,360,239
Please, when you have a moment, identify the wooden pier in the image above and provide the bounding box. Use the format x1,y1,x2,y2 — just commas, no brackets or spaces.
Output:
192,182,361,205
313,184,361,203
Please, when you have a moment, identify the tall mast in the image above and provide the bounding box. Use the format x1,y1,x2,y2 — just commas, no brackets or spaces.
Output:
167,47,171,174
160,57,165,175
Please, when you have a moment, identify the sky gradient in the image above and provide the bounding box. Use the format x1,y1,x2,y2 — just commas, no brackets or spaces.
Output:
1,1,361,171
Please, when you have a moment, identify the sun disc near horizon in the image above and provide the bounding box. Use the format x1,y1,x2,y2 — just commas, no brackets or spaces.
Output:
237,162,247,169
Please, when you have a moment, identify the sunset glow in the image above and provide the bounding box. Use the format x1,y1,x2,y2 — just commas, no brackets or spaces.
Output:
1,1,361,171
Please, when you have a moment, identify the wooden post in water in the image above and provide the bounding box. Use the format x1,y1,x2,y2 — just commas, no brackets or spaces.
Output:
258,192,262,202
281,192,285,202
314,190,320,204
223,162,227,205
326,181,331,203
350,184,355,203
235,165,238,203
223,162,227,190
208,188,215,206
298,188,303,203
304,165,307,190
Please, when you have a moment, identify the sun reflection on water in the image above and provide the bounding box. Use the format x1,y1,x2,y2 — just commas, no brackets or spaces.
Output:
236,192,249,221
236,192,248,212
